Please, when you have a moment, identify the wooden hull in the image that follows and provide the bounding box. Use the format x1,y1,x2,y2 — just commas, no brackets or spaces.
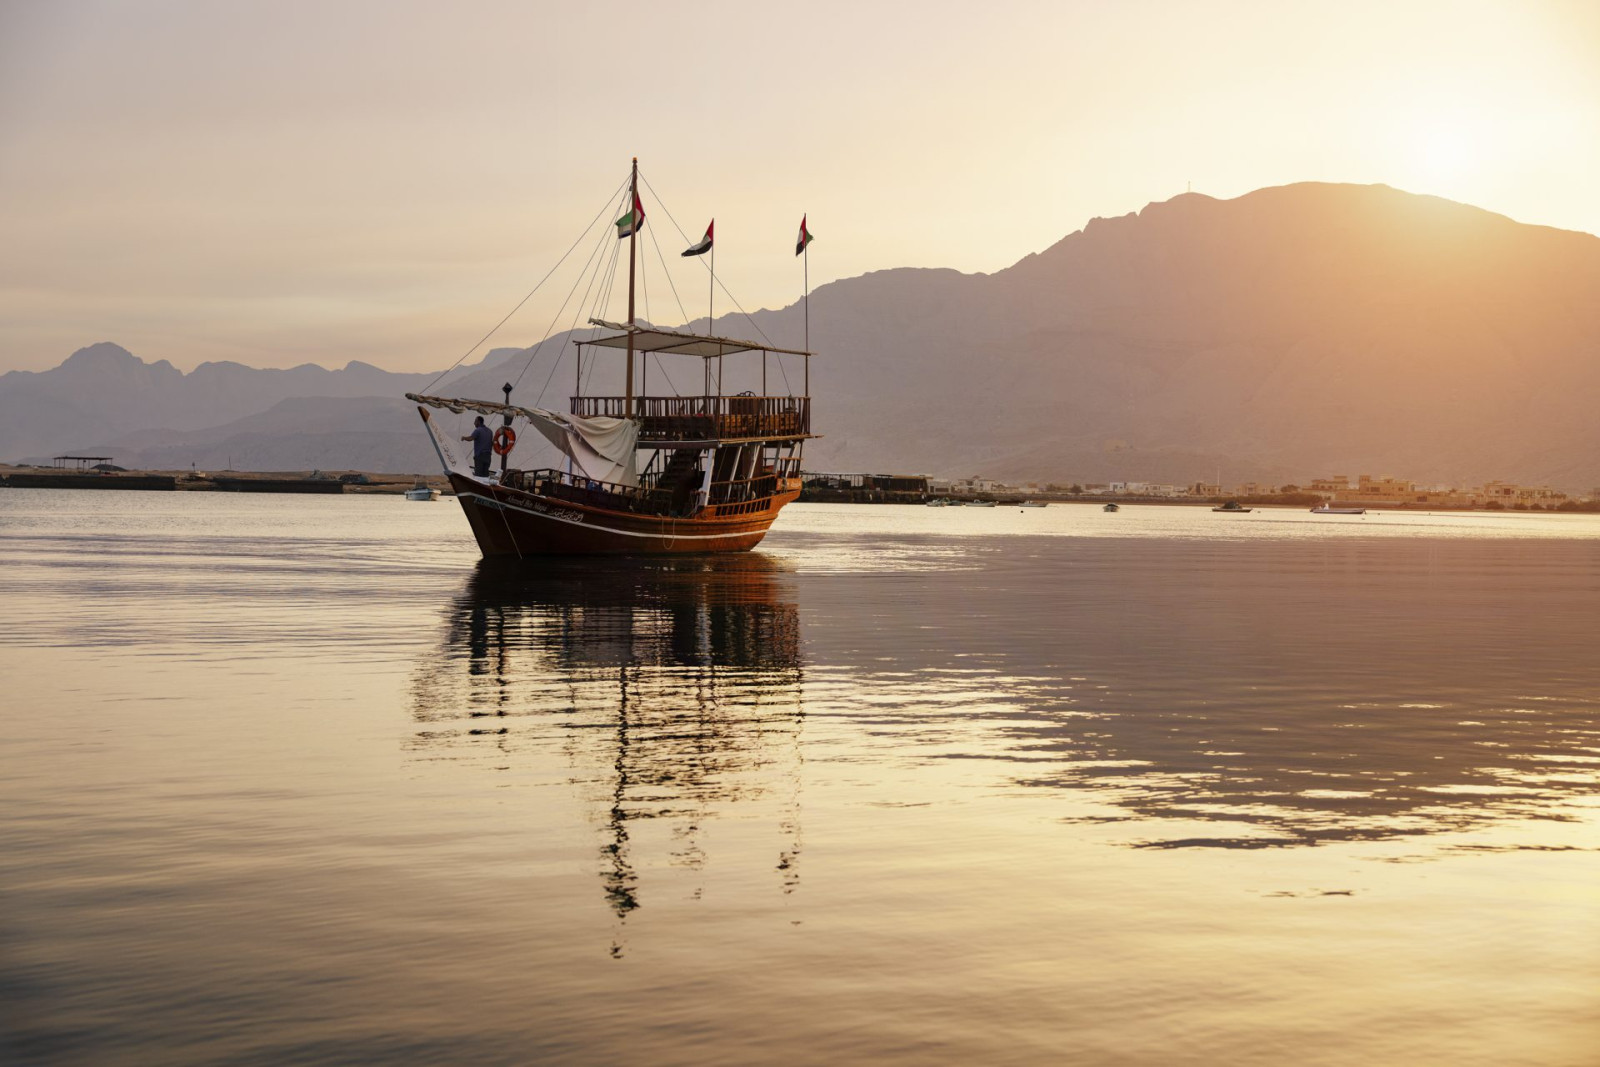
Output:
447,472,800,557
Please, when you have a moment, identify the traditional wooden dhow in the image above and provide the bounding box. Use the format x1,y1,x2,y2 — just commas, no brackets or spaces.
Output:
409,160,815,558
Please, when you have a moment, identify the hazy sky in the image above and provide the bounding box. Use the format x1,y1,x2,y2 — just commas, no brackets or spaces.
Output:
2,0,1597,373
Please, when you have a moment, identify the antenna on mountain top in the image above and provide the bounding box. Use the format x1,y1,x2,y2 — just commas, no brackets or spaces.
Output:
1187,181,1192,194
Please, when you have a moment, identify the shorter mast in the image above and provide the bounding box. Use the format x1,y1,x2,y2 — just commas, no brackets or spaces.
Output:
626,157,638,419
711,239,719,399
709,238,715,343
799,213,811,356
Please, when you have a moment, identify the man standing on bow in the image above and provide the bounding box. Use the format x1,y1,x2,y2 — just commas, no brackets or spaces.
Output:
461,416,493,477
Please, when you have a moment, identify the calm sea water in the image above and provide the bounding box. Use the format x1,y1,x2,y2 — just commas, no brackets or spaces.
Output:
2,491,1598,1066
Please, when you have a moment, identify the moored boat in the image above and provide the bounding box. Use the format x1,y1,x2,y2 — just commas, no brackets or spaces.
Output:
405,477,440,501
1019,501,1047,508
409,160,814,558
1103,502,1120,512
965,500,997,508
1311,504,1367,515
1212,500,1252,513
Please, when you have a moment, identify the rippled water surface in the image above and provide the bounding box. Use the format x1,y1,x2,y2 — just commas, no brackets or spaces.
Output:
3,491,1598,1065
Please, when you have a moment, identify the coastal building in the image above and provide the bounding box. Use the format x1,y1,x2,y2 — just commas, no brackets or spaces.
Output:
1474,481,1568,507
943,477,1008,495
1349,475,1417,505
1309,474,1418,504
1303,473,1570,508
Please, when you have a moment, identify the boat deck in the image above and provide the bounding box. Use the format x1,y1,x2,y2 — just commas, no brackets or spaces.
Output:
571,395,810,443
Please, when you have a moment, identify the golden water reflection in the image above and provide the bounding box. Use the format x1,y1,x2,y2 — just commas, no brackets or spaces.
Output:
409,556,804,939
410,542,1600,893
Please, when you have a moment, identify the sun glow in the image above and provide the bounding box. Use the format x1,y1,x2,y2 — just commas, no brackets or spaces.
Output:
1385,91,1507,198
1410,119,1482,184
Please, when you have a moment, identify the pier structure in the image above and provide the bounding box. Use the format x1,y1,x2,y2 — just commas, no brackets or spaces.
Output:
800,472,931,504
51,455,117,471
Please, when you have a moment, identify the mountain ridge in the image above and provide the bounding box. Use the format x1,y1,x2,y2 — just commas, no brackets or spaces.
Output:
6,181,1599,489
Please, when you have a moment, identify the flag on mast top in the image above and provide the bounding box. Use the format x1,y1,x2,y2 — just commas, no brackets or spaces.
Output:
795,215,813,256
615,185,645,238
682,220,714,256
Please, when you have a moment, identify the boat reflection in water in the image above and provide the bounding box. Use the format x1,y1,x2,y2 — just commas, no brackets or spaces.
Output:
409,554,803,950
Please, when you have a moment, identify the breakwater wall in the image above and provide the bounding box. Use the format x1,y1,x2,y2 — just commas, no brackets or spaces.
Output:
4,472,177,491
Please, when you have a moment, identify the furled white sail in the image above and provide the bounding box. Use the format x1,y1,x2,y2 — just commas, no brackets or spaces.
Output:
525,409,639,488
405,392,639,487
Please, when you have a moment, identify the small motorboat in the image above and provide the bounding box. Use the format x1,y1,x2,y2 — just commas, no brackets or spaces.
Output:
1103,503,1120,512
1310,504,1366,515
966,500,997,508
1019,501,1047,508
405,477,440,501
925,498,949,507
1212,500,1252,513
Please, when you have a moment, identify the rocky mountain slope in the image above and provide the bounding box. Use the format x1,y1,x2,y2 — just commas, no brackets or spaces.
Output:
771,182,1600,487
7,183,1598,488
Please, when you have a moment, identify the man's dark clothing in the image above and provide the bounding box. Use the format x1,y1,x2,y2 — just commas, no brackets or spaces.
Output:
469,424,493,477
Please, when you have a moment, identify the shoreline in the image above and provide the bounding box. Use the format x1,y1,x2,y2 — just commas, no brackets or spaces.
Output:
0,466,448,495
3,466,1592,514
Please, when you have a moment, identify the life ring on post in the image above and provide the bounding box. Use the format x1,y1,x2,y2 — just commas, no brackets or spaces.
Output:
492,426,516,455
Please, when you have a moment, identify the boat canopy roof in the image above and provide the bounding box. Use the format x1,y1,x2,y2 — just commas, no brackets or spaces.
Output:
407,393,541,420
581,318,811,359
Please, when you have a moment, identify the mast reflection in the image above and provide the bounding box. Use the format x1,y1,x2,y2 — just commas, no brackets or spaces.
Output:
409,554,804,950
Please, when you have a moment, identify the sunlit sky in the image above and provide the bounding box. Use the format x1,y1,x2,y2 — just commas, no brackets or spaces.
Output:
1,0,1597,373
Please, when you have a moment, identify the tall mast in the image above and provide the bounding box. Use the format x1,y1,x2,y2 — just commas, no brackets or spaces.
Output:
626,157,638,419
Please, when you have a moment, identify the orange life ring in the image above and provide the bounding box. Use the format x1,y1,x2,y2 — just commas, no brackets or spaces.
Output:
492,426,516,455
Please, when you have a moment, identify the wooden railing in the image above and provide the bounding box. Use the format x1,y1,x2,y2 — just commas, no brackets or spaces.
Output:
709,473,778,505
501,463,800,519
500,468,674,514
571,395,809,441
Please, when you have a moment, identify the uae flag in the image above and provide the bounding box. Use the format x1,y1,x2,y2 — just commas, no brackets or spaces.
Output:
615,186,645,238
795,215,813,256
681,220,714,257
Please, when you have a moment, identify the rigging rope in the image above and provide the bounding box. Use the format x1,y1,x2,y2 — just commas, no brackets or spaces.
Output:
511,183,629,394
583,236,626,395
641,171,794,395
595,226,623,326
528,195,627,409
645,211,690,326
423,173,628,393
639,231,650,326
638,168,797,396
555,224,621,406
491,167,799,419
637,170,783,350
639,219,689,398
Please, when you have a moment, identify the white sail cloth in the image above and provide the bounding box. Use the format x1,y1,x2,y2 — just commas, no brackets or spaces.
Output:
525,409,639,488
404,393,638,487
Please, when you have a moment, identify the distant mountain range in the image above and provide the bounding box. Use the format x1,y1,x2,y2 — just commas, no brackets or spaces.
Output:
0,343,530,474
5,182,1599,488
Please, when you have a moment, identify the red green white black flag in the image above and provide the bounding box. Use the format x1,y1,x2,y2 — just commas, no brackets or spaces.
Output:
615,186,645,238
681,220,714,256
795,215,813,256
